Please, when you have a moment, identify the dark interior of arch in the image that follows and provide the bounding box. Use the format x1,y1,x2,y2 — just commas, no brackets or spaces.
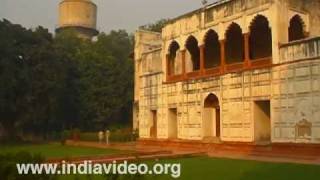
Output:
289,15,306,42
249,15,272,60
204,93,219,108
168,41,180,75
225,23,244,64
186,36,200,71
204,30,221,69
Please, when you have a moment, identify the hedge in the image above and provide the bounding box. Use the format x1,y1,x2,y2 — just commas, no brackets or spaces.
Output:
0,152,56,180
65,128,138,143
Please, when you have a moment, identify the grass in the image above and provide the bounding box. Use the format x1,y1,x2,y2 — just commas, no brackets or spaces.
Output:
0,143,127,159
150,157,320,180
56,157,320,180
1,143,319,179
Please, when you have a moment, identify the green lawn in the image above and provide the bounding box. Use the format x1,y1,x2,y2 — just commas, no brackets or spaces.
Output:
55,157,320,180
1,143,319,180
0,143,127,159
152,157,320,180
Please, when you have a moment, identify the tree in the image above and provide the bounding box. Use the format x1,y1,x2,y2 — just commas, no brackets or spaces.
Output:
0,20,63,138
0,20,134,140
0,19,34,138
78,30,134,129
139,19,170,32
52,30,84,131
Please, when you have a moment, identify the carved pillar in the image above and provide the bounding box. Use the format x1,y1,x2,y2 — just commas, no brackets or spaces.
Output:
166,54,170,81
199,45,205,75
181,50,186,79
244,33,251,68
220,40,226,74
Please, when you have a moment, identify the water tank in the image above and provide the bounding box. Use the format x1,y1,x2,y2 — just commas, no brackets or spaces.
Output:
56,0,98,39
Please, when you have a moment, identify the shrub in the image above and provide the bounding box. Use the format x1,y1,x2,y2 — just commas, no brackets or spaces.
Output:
0,136,24,145
76,128,138,143
0,152,56,180
105,173,146,180
79,132,99,142
109,128,137,143
60,130,72,145
72,129,81,141
45,131,62,141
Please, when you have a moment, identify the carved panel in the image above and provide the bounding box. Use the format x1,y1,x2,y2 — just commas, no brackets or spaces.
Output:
295,119,312,139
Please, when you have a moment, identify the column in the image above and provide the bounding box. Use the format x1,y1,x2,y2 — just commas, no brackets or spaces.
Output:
220,40,226,74
181,50,186,79
199,45,205,75
244,33,251,68
166,54,170,81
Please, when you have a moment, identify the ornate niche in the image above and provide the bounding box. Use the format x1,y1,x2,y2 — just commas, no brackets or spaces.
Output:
294,99,313,141
295,118,312,140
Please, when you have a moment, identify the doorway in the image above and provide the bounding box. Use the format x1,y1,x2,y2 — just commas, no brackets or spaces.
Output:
150,110,157,138
168,108,178,139
203,94,220,138
254,100,271,143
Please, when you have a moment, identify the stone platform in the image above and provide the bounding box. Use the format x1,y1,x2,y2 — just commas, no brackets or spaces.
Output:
137,139,320,165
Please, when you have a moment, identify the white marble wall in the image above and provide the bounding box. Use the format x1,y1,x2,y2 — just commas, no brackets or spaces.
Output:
134,0,320,144
138,57,320,143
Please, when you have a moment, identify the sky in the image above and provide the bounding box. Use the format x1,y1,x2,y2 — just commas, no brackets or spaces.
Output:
0,0,218,34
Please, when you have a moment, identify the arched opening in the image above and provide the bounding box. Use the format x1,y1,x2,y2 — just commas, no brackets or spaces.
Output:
289,15,306,42
204,30,221,69
168,41,181,75
203,94,220,139
225,23,244,64
249,15,272,60
185,36,200,72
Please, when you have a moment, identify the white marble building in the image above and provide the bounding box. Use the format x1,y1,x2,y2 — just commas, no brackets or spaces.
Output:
133,0,320,144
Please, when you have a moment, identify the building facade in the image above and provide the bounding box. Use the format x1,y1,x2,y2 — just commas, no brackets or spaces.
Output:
133,0,320,144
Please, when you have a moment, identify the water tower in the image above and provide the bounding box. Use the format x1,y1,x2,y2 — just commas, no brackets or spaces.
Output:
56,0,99,39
